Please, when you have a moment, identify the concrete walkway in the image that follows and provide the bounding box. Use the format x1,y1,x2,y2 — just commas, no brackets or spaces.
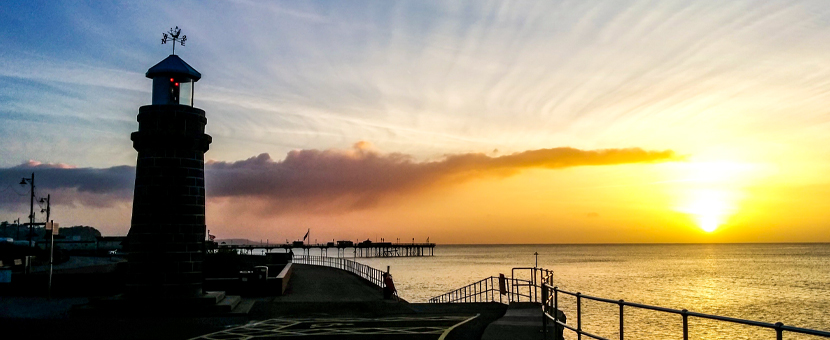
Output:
221,264,509,340
0,263,509,340
481,302,549,340
275,264,388,302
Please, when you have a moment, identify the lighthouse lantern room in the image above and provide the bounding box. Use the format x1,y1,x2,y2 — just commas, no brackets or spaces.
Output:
146,54,201,106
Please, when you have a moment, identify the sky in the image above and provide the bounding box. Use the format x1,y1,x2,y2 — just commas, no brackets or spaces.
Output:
2,0,830,243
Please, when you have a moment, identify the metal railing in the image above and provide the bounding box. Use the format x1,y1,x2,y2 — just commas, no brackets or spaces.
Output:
292,255,385,288
540,269,830,340
428,267,554,304
430,267,830,340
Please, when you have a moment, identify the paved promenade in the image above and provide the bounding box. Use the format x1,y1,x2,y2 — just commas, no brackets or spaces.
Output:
194,264,508,340
481,302,550,340
0,264,508,340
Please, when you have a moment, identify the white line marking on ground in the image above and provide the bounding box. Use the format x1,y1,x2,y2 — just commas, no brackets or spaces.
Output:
438,314,480,340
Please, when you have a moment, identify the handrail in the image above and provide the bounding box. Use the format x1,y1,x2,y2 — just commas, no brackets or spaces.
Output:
428,268,545,304
430,267,830,340
543,284,830,340
292,255,386,288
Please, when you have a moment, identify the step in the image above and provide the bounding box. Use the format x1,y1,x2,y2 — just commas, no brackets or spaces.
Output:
230,299,255,315
215,295,241,313
203,291,226,305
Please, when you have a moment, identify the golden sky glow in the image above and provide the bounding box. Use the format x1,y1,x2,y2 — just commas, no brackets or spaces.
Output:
2,1,830,243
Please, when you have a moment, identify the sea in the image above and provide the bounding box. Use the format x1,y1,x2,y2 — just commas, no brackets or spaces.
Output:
328,243,830,340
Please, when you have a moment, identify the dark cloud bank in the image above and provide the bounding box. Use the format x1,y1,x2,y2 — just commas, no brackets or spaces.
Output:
0,143,680,212
0,161,134,208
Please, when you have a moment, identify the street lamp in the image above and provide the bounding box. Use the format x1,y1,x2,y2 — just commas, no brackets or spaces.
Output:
19,173,35,247
40,195,51,257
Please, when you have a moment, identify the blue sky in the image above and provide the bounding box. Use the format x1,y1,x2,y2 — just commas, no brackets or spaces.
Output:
4,0,829,169
2,1,830,242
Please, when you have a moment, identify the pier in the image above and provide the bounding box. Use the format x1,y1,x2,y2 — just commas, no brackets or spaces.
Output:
219,241,436,258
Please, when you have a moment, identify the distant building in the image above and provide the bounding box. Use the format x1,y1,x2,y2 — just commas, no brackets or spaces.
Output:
36,237,96,253
32,235,125,255
96,236,127,254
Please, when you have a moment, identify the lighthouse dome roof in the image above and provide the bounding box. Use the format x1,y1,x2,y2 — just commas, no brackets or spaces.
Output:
145,54,201,81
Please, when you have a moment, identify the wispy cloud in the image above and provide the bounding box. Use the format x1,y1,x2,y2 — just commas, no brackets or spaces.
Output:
3,1,830,167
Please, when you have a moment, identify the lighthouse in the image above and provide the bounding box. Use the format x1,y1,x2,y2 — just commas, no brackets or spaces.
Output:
126,29,212,298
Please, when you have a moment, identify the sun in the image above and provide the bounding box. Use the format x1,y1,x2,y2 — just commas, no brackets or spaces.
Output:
669,161,752,233
679,189,733,232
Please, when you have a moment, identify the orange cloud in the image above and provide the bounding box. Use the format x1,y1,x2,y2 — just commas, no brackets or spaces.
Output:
205,142,681,214
0,143,679,213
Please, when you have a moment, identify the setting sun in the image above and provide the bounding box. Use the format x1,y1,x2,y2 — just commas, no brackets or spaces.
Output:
678,189,735,232
668,162,758,233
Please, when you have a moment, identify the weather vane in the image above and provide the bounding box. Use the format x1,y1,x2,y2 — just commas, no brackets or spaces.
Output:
161,26,187,55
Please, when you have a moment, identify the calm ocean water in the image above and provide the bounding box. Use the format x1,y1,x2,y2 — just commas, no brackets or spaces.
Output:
341,243,830,340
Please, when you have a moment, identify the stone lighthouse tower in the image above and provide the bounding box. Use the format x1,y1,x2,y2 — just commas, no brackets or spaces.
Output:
126,32,211,298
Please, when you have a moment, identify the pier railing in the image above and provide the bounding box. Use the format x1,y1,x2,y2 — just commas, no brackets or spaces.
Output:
542,282,830,340
430,268,830,339
428,267,553,304
539,268,830,340
292,255,385,288
222,242,435,257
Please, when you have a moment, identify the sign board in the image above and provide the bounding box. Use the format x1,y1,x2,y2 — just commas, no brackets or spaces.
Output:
45,221,59,235
499,273,507,295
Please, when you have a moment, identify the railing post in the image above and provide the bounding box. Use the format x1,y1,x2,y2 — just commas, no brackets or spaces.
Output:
491,278,494,302
619,300,624,340
542,284,548,339
577,292,582,340
775,322,783,340
681,309,688,340
534,268,538,303
553,286,558,325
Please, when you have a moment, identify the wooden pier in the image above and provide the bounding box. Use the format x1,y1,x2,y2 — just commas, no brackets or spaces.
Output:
218,241,436,258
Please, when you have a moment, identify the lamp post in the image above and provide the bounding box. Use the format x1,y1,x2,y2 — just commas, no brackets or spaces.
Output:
534,252,539,268
19,173,34,247
40,195,51,257
45,220,58,299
